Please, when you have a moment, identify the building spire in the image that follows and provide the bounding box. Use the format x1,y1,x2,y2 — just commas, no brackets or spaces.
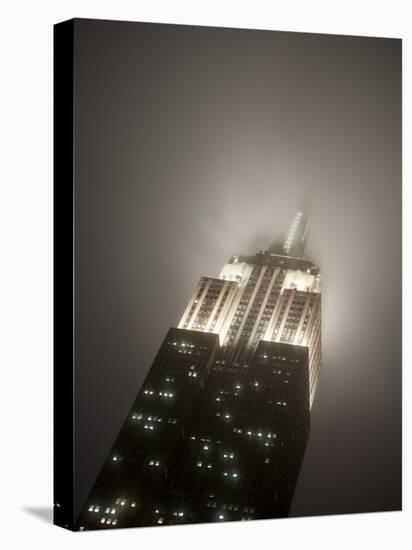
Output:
267,209,310,259
282,210,310,258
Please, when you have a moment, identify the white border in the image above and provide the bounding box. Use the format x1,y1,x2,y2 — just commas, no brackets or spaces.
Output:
0,1,409,549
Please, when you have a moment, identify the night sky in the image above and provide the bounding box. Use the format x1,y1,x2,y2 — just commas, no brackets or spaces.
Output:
73,19,401,518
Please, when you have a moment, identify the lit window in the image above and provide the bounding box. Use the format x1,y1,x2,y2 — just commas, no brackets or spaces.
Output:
112,519,117,526
100,518,106,524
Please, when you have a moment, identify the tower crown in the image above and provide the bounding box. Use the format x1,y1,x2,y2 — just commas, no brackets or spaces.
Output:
268,210,310,259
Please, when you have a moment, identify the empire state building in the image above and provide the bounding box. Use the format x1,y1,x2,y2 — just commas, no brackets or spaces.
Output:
75,211,322,530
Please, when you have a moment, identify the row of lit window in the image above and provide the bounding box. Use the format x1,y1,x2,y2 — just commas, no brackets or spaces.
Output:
100,517,117,525
239,429,277,439
260,354,288,361
143,389,174,398
223,471,239,478
215,412,231,419
170,342,195,349
115,498,135,507
196,461,213,469
207,503,255,513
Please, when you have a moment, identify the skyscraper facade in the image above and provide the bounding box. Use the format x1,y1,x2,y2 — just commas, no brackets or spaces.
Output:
76,211,321,530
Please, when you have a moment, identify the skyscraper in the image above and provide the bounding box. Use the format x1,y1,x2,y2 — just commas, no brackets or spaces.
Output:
75,211,321,530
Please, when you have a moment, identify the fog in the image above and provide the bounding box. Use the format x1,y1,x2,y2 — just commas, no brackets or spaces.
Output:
73,19,401,517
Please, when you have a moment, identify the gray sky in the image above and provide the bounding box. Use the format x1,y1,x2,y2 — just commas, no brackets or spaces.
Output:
73,19,401,517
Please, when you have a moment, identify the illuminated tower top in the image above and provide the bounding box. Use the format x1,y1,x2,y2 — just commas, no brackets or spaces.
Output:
178,209,322,406
268,211,310,259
